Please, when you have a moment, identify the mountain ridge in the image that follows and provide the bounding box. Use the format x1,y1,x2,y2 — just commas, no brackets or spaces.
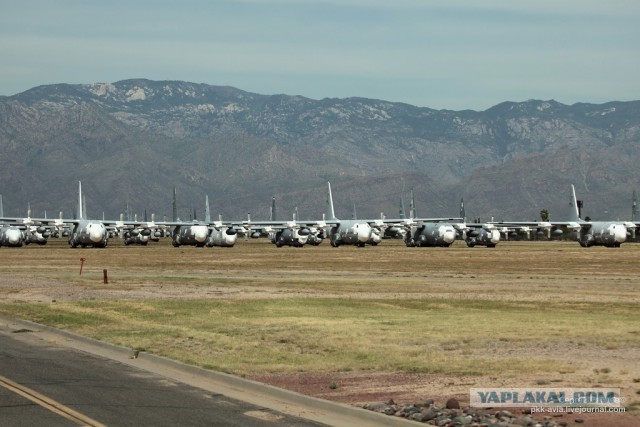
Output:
1,79,638,222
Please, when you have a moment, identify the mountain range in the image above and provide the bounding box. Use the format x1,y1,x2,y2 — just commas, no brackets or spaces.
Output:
1,79,639,222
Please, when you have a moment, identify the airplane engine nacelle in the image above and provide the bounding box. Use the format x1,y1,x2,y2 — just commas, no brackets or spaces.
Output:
552,229,564,237
42,230,51,238
37,226,48,234
141,228,151,236
226,227,237,235
131,229,140,236
154,230,163,238
251,231,262,239
298,228,310,236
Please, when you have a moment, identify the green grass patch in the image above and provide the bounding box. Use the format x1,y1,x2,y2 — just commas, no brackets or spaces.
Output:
2,297,637,377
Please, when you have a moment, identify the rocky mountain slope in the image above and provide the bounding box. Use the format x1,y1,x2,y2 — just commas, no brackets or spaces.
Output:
1,79,638,222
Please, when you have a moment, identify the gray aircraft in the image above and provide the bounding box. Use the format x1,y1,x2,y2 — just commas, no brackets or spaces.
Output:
325,182,375,247
490,184,633,247
204,196,238,248
68,182,109,248
403,190,457,247
565,184,631,247
453,197,501,248
242,197,319,248
0,195,26,247
121,212,158,246
170,188,210,247
325,182,464,248
169,190,236,248
0,196,67,247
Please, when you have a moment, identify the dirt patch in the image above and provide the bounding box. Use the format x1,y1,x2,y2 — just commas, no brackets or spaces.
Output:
248,371,640,426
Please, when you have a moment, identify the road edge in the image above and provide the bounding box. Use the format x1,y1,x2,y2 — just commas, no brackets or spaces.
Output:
0,314,419,427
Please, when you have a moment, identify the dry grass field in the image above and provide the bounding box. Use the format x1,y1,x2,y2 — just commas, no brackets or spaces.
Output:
1,237,639,423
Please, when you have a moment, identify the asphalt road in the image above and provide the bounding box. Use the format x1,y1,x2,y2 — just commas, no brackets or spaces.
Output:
0,327,327,427
0,316,412,427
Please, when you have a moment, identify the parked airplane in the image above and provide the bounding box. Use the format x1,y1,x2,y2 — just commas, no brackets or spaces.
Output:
168,190,236,248
325,182,461,248
170,188,210,248
489,184,634,247
402,190,457,248
121,212,158,246
325,182,375,247
204,196,237,248
451,197,501,247
67,182,109,248
0,196,58,247
241,197,321,248
0,195,25,247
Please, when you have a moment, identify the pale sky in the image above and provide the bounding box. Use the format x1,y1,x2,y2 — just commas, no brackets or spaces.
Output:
1,0,639,111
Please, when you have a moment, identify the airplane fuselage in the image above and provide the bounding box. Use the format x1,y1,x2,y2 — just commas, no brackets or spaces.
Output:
576,222,627,247
0,227,25,247
271,228,309,247
172,224,209,247
405,223,456,247
207,227,238,247
69,221,108,248
466,228,500,248
328,221,372,247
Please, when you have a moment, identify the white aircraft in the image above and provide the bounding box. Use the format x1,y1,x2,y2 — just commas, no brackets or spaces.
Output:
489,184,634,247
67,182,109,248
168,190,237,248
0,195,25,247
0,182,110,248
204,196,237,248
325,182,462,248
240,197,322,248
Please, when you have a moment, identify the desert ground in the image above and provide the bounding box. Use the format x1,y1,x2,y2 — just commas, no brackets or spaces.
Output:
0,237,638,425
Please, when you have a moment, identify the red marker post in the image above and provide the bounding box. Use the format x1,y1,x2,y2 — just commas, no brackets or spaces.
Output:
79,257,86,275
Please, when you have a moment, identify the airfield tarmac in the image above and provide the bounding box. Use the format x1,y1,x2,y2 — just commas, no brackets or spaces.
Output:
0,237,639,426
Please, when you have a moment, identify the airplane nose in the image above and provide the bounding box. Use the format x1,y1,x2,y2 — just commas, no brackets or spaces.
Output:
194,226,208,242
225,233,237,245
357,223,372,243
443,229,456,244
8,229,22,245
614,225,627,243
490,230,501,244
89,224,105,242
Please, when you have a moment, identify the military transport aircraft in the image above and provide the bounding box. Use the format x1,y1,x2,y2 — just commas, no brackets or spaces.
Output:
0,197,67,246
0,195,26,247
402,190,458,248
66,182,110,248
204,195,238,248
168,190,237,248
1,182,110,248
489,184,635,247
325,182,463,248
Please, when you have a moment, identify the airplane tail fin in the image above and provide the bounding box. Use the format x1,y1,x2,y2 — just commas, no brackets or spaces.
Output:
410,188,417,218
205,195,211,223
460,198,466,222
77,181,84,220
0,194,3,217
270,197,276,221
172,187,178,222
569,184,581,222
327,182,337,220
352,203,357,220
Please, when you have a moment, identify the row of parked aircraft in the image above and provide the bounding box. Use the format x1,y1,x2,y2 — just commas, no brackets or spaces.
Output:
0,182,637,250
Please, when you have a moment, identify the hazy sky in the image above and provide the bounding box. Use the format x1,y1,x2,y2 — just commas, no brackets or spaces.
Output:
1,0,639,110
